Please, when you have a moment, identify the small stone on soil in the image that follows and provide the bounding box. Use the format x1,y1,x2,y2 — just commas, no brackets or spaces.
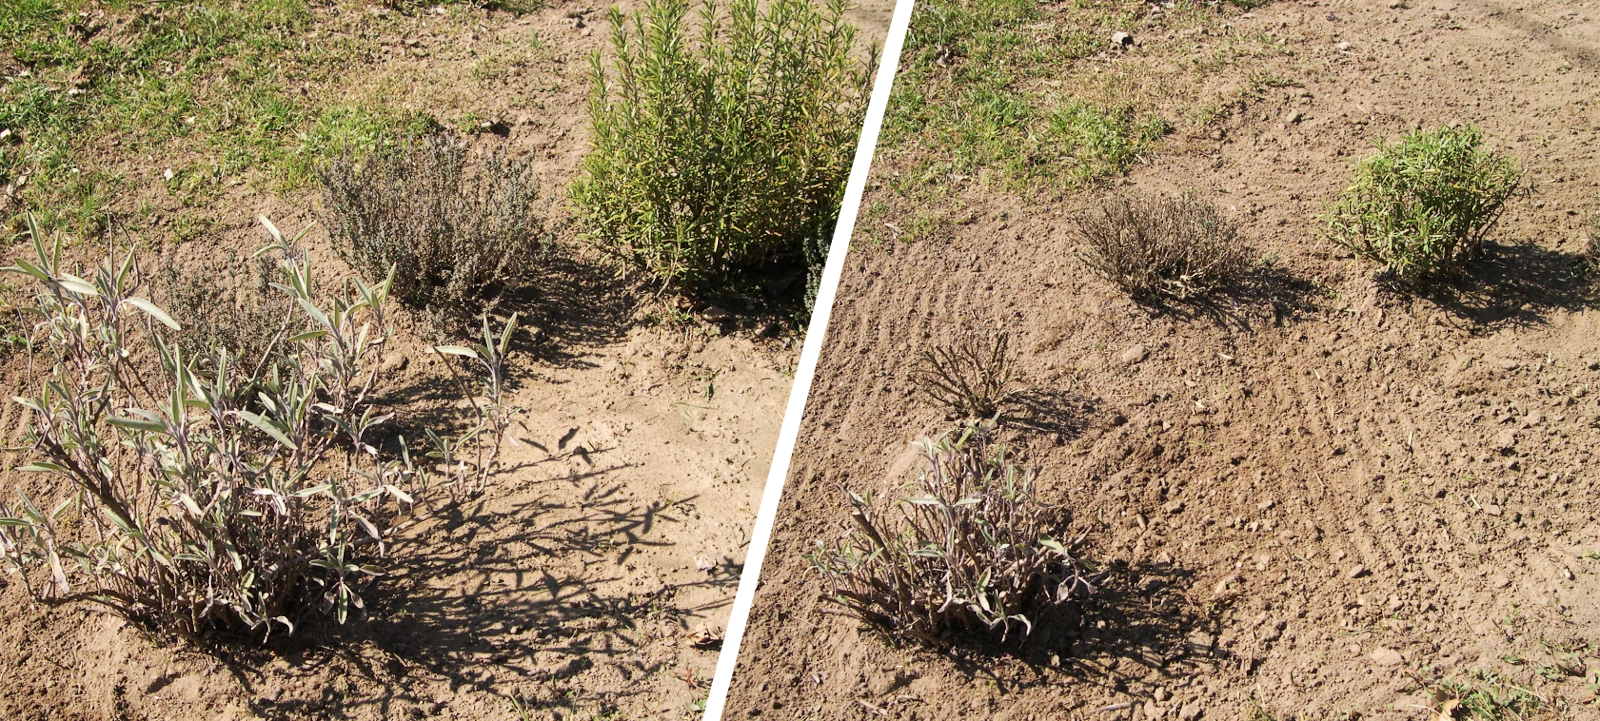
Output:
1120,344,1149,365
1369,647,1404,666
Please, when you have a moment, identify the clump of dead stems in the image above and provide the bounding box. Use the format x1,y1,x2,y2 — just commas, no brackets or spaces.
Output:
914,329,1019,419
1075,191,1253,302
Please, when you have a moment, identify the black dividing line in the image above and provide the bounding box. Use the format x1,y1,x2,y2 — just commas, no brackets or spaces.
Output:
704,2,915,719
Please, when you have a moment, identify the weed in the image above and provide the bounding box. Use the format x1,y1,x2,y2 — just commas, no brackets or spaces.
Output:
320,135,546,331
914,329,1018,419
1323,126,1526,280
1584,213,1599,277
807,422,1092,644
1427,669,1543,720
1075,191,1254,302
571,0,872,298
0,216,513,640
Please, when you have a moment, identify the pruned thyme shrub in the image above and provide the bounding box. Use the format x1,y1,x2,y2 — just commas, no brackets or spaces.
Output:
1075,191,1254,302
320,135,545,330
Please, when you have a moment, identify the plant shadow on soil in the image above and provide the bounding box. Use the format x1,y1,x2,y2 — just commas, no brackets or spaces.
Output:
1127,261,1320,334
1409,240,1597,330
501,252,640,371
1006,386,1098,439
910,560,1218,698
190,456,738,719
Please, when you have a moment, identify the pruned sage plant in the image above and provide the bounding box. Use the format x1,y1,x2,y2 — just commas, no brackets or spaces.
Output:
0,216,517,641
572,0,874,299
807,423,1093,644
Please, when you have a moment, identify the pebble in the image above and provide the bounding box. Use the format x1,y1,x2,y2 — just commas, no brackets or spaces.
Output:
1120,344,1149,365
1370,647,1404,666
701,306,731,322
1491,428,1518,452
1284,109,1304,124
1347,565,1369,579
379,352,409,373
1112,31,1133,47
1336,41,1351,51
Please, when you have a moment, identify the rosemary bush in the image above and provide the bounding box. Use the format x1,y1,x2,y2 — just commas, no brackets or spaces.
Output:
0,217,517,640
807,423,1092,644
1075,191,1253,302
321,135,545,330
572,0,873,295
1323,126,1526,280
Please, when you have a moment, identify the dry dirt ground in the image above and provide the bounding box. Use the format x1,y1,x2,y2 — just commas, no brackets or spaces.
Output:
0,1,891,720
726,2,1600,720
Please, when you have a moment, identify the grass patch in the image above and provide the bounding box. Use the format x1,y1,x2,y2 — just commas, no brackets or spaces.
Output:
1425,669,1544,720
0,0,432,232
879,0,1270,193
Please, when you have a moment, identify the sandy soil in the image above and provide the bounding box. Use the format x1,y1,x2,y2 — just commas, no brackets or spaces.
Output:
724,2,1600,719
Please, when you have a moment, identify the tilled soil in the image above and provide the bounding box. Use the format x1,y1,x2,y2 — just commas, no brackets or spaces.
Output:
725,2,1600,719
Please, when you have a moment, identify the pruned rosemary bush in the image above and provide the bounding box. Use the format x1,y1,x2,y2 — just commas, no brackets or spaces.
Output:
914,329,1018,419
807,423,1093,644
1075,191,1253,302
1323,126,1526,280
320,135,545,330
0,216,517,641
572,0,873,294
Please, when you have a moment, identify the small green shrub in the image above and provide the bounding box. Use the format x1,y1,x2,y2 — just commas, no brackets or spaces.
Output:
572,0,873,294
320,135,545,330
0,216,515,640
1075,191,1253,302
914,329,1018,419
807,423,1092,644
1323,126,1526,280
